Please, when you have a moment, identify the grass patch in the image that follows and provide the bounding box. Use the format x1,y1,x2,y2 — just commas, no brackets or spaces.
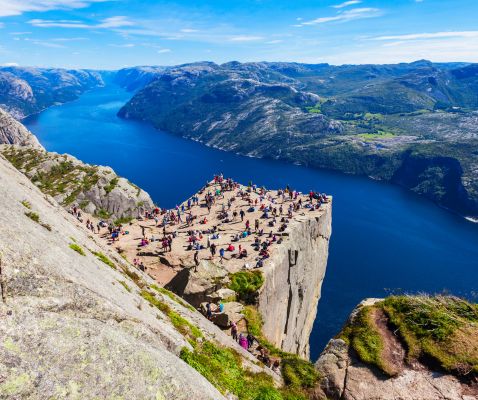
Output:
24,211,39,223
357,131,395,141
339,306,394,376
114,216,133,226
91,251,116,269
120,265,145,288
181,340,310,400
381,295,478,376
141,289,202,339
151,284,195,311
69,243,85,256
118,280,131,292
228,271,264,304
21,200,31,209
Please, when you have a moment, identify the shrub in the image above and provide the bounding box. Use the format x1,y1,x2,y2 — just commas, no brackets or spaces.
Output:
229,271,264,303
104,178,119,194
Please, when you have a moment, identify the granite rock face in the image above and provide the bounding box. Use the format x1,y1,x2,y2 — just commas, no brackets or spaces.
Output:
0,108,43,149
0,154,226,399
258,204,332,358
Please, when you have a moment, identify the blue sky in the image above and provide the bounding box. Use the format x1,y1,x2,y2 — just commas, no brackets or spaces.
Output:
0,0,477,69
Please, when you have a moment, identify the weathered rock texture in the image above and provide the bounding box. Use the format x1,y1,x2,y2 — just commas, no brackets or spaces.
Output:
0,153,277,399
314,299,477,400
0,145,154,220
0,108,43,149
258,204,332,359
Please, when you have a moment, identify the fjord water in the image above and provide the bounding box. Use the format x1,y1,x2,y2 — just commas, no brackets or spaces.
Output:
25,84,478,360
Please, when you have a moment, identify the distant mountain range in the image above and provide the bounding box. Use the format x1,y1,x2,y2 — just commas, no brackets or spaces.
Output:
1,61,477,218
116,61,478,219
0,66,103,119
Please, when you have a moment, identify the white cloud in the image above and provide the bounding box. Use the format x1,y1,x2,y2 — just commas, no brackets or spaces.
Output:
110,43,135,48
1,62,19,66
229,35,264,42
372,31,478,41
299,8,382,26
180,28,199,33
28,16,133,29
157,48,171,53
0,0,114,17
32,40,66,48
332,1,362,9
266,40,283,44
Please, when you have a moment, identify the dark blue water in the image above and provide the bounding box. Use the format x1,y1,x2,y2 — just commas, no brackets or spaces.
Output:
24,84,478,361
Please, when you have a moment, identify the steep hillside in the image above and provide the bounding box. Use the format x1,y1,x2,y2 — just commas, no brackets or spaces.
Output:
0,67,103,119
0,152,302,399
117,61,478,218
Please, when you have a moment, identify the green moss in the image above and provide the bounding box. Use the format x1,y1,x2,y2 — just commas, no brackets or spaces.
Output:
69,243,86,256
228,271,264,303
118,280,131,292
121,265,145,288
0,373,31,395
24,211,39,223
91,251,116,269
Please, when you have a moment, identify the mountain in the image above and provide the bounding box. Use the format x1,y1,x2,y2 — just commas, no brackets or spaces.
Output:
0,108,43,148
0,67,104,119
117,61,478,218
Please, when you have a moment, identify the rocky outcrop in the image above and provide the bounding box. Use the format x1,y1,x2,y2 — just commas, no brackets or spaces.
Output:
258,204,332,359
0,108,43,149
0,153,282,399
314,298,478,400
1,145,154,220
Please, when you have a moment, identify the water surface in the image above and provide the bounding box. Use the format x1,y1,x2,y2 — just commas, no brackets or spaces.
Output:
25,84,478,361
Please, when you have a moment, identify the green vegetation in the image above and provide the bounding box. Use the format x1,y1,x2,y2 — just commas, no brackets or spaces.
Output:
24,211,39,223
69,243,85,256
339,296,478,377
382,295,478,376
91,251,116,269
151,284,195,311
96,208,111,220
305,103,322,114
118,280,131,292
24,211,51,231
120,265,145,288
228,271,264,303
357,131,395,141
1,147,100,206
104,178,119,194
20,200,31,209
141,289,202,340
114,216,133,226
339,306,394,376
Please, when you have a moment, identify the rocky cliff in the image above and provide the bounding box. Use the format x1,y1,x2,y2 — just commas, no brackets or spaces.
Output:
258,204,332,359
0,145,154,221
0,108,43,149
0,152,289,399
